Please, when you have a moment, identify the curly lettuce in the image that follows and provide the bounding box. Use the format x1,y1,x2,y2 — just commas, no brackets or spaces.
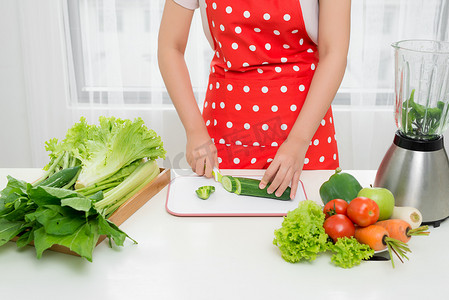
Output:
329,237,374,268
74,116,166,189
43,117,93,170
273,200,329,263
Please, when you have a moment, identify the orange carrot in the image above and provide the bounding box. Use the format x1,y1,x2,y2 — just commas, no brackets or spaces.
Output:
355,224,412,268
376,219,430,243
355,225,388,251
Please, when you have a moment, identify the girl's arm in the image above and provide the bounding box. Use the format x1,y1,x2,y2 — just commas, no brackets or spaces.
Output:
158,0,217,177
260,0,351,198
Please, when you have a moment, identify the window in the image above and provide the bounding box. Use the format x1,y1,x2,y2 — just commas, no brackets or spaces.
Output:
65,0,211,107
64,0,449,107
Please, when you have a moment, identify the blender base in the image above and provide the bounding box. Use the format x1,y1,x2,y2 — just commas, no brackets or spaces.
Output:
374,131,449,226
422,216,449,228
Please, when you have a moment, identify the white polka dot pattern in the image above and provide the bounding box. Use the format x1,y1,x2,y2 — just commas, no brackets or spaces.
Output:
201,1,339,170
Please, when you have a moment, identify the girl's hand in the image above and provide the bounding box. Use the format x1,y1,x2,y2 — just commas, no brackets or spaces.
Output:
186,130,218,178
259,137,308,199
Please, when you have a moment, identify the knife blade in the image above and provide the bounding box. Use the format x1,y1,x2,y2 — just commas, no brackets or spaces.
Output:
212,167,222,183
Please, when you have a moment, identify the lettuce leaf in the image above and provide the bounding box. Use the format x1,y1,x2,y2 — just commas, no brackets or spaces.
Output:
75,116,166,189
329,237,374,268
273,200,329,263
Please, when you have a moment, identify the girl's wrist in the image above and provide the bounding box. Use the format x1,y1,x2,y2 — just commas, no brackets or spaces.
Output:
285,131,312,147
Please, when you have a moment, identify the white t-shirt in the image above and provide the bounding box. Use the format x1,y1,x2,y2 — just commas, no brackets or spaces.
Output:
172,0,319,48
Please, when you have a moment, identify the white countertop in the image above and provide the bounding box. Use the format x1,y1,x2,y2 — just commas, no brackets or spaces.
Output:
1,168,448,300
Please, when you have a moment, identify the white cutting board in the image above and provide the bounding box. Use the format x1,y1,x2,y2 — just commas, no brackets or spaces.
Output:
165,169,308,216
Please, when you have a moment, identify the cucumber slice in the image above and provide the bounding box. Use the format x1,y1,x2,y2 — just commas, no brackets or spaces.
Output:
221,176,237,193
195,185,215,200
235,177,242,195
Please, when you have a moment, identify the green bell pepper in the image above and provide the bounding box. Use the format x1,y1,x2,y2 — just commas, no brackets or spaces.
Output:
319,168,363,204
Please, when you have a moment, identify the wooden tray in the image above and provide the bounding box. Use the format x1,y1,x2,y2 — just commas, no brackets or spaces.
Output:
12,168,170,256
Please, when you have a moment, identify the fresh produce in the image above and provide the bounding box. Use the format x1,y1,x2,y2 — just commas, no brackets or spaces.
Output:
357,186,395,220
319,168,363,204
346,197,379,227
323,199,348,218
391,206,423,229
376,219,430,243
355,225,386,250
35,166,81,188
73,117,165,189
195,186,215,200
323,214,355,242
329,237,374,269
222,176,291,200
273,200,329,262
354,224,411,268
274,200,377,268
274,170,428,269
221,176,237,193
94,160,161,216
0,116,166,261
0,176,134,262
40,116,165,217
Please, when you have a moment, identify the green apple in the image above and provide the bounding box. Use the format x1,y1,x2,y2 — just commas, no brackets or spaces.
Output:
357,187,395,220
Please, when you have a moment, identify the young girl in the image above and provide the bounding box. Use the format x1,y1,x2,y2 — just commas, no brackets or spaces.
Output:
158,0,351,198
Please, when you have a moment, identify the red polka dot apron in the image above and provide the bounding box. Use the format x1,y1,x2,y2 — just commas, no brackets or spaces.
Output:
202,0,339,170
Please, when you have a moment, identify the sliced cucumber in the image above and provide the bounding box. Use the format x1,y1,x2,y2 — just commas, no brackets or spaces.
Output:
221,175,237,193
196,185,215,200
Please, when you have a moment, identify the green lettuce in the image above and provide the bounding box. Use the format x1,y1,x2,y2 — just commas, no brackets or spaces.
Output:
273,200,329,263
329,237,374,268
37,116,165,190
75,116,165,189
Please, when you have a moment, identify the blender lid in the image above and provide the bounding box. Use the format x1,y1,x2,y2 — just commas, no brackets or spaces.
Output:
394,131,444,151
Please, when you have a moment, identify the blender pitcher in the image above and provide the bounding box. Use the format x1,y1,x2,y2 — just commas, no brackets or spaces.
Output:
375,40,449,226
394,40,449,139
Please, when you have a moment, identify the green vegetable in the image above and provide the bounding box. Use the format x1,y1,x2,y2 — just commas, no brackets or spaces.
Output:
401,89,445,137
221,176,237,193
38,116,166,216
222,176,291,200
0,116,167,261
319,168,362,204
74,117,165,189
273,200,329,262
94,160,161,216
0,176,135,261
195,186,215,200
328,237,374,268
36,166,81,188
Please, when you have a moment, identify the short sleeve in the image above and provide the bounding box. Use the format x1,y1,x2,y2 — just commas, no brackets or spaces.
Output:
173,0,199,10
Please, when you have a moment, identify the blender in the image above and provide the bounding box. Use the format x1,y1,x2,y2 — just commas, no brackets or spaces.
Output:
374,40,449,227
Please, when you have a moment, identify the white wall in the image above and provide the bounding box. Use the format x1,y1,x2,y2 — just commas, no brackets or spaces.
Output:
0,0,32,167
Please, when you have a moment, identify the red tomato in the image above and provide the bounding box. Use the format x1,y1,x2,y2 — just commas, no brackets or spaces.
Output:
346,197,379,227
323,199,349,218
323,214,355,243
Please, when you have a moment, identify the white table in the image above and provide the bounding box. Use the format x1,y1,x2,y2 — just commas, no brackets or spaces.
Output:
1,168,448,300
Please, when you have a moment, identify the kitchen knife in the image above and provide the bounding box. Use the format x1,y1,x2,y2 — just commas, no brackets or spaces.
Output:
212,167,222,183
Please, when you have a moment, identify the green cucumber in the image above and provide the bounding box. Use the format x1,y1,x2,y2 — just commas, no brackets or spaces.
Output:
221,176,238,193
221,175,291,200
38,166,81,188
195,185,215,200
